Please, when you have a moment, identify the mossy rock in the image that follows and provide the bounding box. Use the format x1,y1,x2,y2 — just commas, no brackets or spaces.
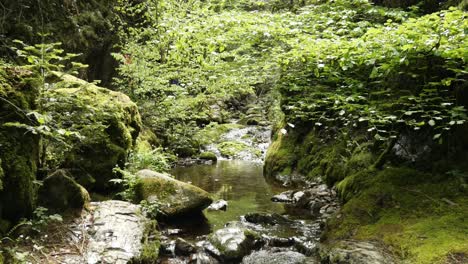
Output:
238,113,263,126
136,219,160,263
45,73,142,190
324,167,468,264
208,223,258,260
199,151,218,162
264,131,297,183
195,122,244,146
0,67,40,222
38,170,90,212
264,123,374,186
217,141,250,158
135,169,212,217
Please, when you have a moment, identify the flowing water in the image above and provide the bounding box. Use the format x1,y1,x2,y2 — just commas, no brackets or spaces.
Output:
159,126,331,262
170,160,286,235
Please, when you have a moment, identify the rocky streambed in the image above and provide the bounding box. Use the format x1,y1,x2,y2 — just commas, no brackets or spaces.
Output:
156,125,341,263
26,125,343,263
157,170,340,264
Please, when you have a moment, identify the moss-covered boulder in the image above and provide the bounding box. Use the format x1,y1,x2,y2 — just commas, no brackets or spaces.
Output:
38,170,90,212
199,151,218,162
135,169,212,217
0,67,40,223
45,73,142,190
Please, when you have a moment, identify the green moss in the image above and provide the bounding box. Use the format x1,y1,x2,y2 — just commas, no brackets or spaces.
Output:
195,122,244,146
134,220,160,263
134,170,213,216
325,167,468,263
0,67,40,222
264,126,371,185
264,131,296,180
199,151,218,161
217,141,249,157
44,73,142,190
135,129,160,152
38,170,90,212
135,176,177,202
243,229,261,240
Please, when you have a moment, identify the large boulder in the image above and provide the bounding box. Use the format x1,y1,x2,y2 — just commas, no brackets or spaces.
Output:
0,67,40,223
38,170,90,212
54,200,159,264
135,169,213,217
45,73,142,190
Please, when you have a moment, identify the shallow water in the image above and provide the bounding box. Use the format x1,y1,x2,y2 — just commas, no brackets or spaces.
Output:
172,160,286,233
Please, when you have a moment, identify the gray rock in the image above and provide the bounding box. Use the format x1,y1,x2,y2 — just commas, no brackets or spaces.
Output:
242,250,309,264
60,200,152,264
262,235,295,247
86,201,150,264
175,238,197,256
135,169,213,217
207,200,228,211
271,190,294,203
189,251,220,264
275,183,339,219
244,213,292,225
321,240,395,264
208,223,258,260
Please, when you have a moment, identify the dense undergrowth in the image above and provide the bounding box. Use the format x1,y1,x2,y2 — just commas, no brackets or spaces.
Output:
112,0,419,157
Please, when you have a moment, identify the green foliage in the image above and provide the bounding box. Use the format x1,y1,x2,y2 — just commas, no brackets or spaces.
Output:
126,147,172,174
0,207,63,263
111,168,139,202
279,8,467,142
112,0,409,155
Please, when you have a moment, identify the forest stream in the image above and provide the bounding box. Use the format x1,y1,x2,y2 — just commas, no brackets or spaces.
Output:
1,1,467,263
155,126,339,263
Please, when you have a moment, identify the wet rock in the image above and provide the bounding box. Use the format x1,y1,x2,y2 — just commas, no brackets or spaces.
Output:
294,239,318,256
160,239,176,256
274,183,339,219
38,169,90,212
208,223,259,260
262,235,295,247
207,200,228,211
189,251,220,264
197,240,221,258
136,169,213,217
164,228,184,236
271,190,294,203
204,125,271,163
244,213,292,225
320,240,395,264
175,238,197,256
242,250,309,264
